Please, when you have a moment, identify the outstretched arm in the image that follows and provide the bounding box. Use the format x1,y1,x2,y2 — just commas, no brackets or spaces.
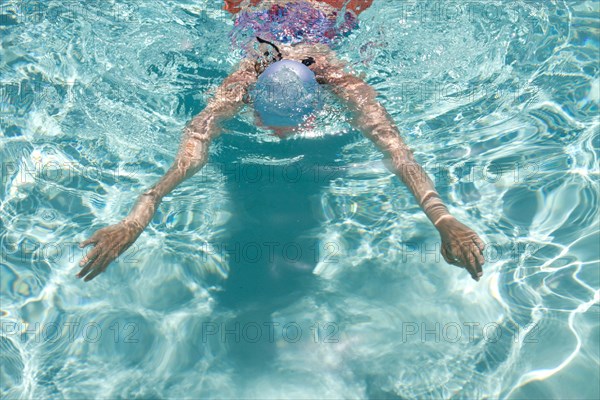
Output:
313,55,484,280
77,59,257,281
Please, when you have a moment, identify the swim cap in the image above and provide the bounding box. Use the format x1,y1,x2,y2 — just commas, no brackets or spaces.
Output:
252,60,323,128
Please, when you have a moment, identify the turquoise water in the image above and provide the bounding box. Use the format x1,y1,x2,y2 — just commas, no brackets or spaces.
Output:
1,0,599,398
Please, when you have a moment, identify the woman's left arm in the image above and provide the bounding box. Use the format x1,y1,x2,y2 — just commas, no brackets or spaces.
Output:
311,53,484,280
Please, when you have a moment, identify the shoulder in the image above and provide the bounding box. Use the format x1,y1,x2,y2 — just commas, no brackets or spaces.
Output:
348,0,374,15
223,0,262,14
322,0,374,14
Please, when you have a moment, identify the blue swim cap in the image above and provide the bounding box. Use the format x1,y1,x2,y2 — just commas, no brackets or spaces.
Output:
252,60,322,128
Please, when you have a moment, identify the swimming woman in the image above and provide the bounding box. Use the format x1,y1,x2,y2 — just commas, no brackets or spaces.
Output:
77,0,485,282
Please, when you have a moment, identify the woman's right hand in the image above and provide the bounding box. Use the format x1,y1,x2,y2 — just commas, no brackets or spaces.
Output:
77,220,143,282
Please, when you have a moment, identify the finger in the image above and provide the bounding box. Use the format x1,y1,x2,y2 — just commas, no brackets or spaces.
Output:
79,244,102,267
465,238,484,276
466,252,482,281
79,237,96,248
83,260,107,282
76,261,94,279
472,236,485,254
77,249,105,278
449,256,462,267
84,245,122,281
82,252,111,281
442,242,456,262
451,245,467,267
461,248,479,281
79,231,101,248
472,249,484,277
441,245,458,265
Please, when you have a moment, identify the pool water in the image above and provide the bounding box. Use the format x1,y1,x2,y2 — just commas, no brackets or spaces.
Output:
1,0,599,398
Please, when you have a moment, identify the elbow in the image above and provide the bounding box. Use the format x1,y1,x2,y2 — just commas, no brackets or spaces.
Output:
140,189,161,206
186,114,216,141
174,157,204,180
374,132,414,162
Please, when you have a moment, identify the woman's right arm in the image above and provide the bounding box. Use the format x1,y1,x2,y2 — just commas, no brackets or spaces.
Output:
77,59,257,282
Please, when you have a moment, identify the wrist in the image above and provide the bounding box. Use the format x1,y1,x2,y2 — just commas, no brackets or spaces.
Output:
433,214,455,230
122,218,145,234
421,193,453,228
